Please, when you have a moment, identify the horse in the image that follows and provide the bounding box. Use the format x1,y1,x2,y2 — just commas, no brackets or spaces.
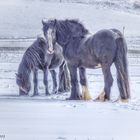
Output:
16,36,70,96
42,19,130,102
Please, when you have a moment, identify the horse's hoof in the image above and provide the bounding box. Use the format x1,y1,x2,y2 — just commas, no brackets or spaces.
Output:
94,97,105,102
81,86,92,101
57,91,63,94
51,89,58,94
19,93,28,96
57,89,70,94
66,97,73,100
19,94,28,97
82,96,92,101
94,91,106,102
121,98,129,103
114,97,129,103
31,94,39,97
19,92,28,96
45,93,51,96
66,95,82,100
58,89,65,93
64,88,70,92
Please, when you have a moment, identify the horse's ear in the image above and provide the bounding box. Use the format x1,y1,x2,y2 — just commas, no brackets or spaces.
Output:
39,37,45,42
37,35,45,41
15,73,21,79
42,19,47,26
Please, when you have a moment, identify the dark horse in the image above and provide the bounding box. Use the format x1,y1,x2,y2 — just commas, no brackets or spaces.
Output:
42,19,130,101
16,36,70,96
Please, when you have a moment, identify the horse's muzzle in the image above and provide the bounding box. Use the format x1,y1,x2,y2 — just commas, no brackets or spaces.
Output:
47,49,54,54
20,86,28,94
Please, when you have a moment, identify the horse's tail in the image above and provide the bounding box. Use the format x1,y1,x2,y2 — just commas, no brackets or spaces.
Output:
115,34,130,99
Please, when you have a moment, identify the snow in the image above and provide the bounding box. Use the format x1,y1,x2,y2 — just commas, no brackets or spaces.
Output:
0,0,140,39
0,100,140,140
0,50,140,140
0,0,140,140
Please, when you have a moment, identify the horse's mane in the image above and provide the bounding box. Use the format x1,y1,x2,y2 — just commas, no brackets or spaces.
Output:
43,19,89,45
56,19,89,38
17,37,47,79
24,37,46,69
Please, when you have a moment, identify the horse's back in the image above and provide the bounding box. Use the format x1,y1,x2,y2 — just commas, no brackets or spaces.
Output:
94,29,120,40
22,37,47,70
92,29,120,64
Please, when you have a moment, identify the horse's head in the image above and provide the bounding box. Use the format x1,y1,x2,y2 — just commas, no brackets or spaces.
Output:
42,19,89,49
42,19,57,54
16,73,31,95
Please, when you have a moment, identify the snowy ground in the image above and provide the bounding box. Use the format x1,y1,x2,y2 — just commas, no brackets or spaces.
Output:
0,46,140,140
0,99,140,140
0,0,140,140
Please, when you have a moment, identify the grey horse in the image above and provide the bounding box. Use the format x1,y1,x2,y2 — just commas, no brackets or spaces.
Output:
16,36,70,96
42,19,130,102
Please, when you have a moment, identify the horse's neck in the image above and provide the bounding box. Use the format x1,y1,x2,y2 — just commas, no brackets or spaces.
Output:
54,42,63,54
56,39,66,48
56,30,71,48
18,57,31,77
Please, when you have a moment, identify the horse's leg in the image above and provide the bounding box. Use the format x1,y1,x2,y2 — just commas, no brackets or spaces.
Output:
33,69,39,96
67,64,81,100
58,62,70,93
19,89,28,96
63,63,70,92
43,68,50,95
79,67,92,100
96,66,113,101
58,62,64,93
50,70,57,94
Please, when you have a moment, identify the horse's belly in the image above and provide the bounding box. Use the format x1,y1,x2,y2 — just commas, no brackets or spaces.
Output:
81,56,101,69
81,63,101,69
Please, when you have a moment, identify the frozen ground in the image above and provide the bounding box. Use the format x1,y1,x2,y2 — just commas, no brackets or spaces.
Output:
0,99,140,140
0,47,140,140
0,0,140,140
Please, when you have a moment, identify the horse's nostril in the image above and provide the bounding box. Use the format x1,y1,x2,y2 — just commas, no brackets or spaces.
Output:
47,49,54,54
